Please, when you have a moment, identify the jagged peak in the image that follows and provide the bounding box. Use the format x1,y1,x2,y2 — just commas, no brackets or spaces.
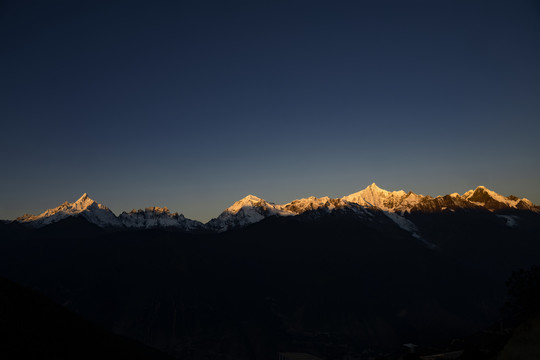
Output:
124,206,175,215
71,193,99,210
75,193,93,203
144,206,170,213
15,193,118,227
280,196,334,210
362,182,401,195
366,182,381,190
72,193,103,212
362,183,407,196
12,185,538,231
286,195,331,204
345,183,407,199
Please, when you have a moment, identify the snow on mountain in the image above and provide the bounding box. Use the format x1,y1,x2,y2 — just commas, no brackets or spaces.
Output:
279,196,361,214
383,211,436,249
339,183,536,245
16,194,121,228
118,207,203,231
412,194,478,212
11,185,538,234
342,184,538,213
206,194,376,233
342,183,410,210
462,186,537,210
341,184,432,244
206,195,292,232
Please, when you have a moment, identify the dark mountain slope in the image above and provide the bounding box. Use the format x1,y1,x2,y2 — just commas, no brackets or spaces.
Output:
0,276,170,360
0,212,514,359
406,209,540,281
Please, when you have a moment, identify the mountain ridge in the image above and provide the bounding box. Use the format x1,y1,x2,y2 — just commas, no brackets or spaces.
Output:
12,184,539,233
3,185,540,359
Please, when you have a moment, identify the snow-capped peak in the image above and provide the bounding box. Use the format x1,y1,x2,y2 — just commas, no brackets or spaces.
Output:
118,206,203,230
12,184,538,233
16,193,120,228
226,195,270,213
463,185,494,198
207,195,291,232
72,193,98,209
342,183,409,211
76,193,91,203
366,182,382,191
462,185,528,210
279,196,355,214
463,185,498,200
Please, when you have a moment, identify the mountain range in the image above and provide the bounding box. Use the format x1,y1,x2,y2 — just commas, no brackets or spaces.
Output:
12,183,539,237
2,183,540,359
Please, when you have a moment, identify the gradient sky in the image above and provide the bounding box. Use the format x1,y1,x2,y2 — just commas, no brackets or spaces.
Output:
2,0,540,222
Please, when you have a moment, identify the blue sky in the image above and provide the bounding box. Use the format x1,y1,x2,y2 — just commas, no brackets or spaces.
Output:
1,0,539,221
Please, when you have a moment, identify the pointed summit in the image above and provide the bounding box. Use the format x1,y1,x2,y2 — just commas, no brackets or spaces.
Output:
464,186,498,200
362,183,404,196
343,183,408,210
75,193,94,204
72,193,97,211
16,193,119,228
